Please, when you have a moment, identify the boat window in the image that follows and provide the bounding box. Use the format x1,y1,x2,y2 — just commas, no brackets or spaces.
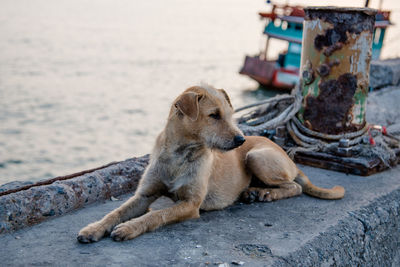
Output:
288,43,302,54
274,19,282,27
295,24,302,31
282,21,288,30
374,28,381,44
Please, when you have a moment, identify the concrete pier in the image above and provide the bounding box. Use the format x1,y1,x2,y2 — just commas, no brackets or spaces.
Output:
1,75,400,266
1,165,399,266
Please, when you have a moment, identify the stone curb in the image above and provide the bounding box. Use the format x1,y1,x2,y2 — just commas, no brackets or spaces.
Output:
0,155,149,234
271,189,400,266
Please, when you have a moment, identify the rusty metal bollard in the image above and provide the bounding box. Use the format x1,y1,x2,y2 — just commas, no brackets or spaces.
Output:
297,7,377,135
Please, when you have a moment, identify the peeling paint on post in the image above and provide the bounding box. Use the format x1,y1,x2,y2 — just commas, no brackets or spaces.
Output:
297,7,376,134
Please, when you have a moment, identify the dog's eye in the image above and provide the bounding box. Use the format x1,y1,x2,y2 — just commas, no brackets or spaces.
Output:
209,112,221,120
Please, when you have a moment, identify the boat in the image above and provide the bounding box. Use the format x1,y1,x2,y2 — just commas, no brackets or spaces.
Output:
239,3,392,90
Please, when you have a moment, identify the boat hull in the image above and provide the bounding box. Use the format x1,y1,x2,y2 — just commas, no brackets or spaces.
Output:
239,56,298,90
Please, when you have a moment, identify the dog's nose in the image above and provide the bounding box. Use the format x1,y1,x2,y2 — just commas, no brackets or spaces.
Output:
233,135,246,147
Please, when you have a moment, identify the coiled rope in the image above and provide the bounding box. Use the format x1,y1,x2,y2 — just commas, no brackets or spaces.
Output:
235,85,400,166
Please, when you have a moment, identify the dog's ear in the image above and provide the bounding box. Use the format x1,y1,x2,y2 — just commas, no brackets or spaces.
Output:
218,89,233,108
175,92,202,121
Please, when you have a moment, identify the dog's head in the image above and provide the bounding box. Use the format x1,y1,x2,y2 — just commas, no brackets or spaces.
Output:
171,85,245,151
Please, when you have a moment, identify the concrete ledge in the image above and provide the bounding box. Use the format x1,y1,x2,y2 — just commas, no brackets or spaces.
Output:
0,155,149,234
0,165,399,266
1,78,399,236
272,188,400,266
370,58,400,89
1,83,400,264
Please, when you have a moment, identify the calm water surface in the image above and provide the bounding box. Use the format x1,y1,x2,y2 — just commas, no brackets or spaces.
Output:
1,0,399,184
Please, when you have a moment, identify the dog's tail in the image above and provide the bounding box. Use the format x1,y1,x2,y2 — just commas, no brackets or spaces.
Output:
295,170,345,199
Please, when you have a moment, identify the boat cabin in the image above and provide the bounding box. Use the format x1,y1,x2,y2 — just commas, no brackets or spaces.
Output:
240,4,391,90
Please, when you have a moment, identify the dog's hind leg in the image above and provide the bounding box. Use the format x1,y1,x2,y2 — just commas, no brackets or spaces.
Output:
77,176,165,243
242,147,302,203
241,183,302,203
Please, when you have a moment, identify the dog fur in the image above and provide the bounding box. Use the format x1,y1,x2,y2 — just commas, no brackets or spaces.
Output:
77,85,345,243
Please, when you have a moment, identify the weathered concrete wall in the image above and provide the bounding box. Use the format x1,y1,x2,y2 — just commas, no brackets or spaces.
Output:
0,155,149,234
370,58,400,89
367,86,400,126
272,189,400,267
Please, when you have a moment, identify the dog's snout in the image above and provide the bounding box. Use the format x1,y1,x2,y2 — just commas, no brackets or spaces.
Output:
233,135,246,147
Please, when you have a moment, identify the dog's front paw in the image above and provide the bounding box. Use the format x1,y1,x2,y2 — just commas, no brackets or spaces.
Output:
241,189,258,203
77,222,107,243
261,190,275,202
110,222,143,242
241,188,278,203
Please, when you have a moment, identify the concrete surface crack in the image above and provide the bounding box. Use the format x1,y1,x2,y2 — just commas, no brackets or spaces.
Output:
348,211,369,263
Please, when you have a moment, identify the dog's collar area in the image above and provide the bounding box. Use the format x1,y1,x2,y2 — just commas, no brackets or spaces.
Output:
174,142,204,155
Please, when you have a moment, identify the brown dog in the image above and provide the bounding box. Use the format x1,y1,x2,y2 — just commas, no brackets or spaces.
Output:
77,85,345,243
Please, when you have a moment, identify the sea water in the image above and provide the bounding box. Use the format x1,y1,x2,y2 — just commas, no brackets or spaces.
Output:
1,0,399,184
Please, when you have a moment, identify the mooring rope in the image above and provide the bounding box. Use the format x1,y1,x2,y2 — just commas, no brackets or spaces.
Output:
291,116,368,140
234,94,294,113
235,85,400,166
237,85,302,136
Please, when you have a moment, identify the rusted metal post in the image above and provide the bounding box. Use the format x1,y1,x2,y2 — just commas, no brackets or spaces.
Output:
297,7,376,135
